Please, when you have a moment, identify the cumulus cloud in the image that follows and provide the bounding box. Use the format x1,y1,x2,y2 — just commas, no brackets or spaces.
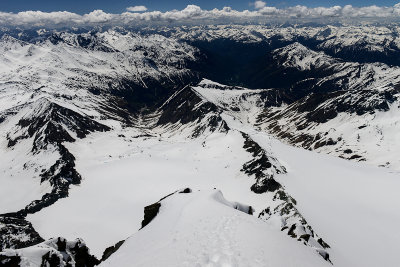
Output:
83,10,113,23
1,3,400,28
126,6,147,12
254,1,267,9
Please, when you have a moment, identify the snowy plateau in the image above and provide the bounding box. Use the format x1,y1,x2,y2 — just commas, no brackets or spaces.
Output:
0,25,399,267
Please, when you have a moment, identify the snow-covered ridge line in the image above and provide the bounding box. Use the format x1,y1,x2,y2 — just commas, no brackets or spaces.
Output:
221,114,332,262
272,42,400,93
100,189,330,267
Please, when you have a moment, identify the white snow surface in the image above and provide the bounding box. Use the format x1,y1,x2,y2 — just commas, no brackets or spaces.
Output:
100,190,329,267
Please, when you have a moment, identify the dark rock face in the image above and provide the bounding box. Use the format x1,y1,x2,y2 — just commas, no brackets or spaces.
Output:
7,100,110,151
0,237,99,267
157,86,229,137
179,188,192,194
0,217,44,252
101,240,125,262
109,74,201,114
259,189,331,263
141,189,193,229
69,240,100,267
0,254,21,266
157,86,219,125
141,203,162,229
41,251,62,267
240,132,285,193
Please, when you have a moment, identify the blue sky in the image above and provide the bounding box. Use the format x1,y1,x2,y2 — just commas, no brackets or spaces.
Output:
0,0,399,14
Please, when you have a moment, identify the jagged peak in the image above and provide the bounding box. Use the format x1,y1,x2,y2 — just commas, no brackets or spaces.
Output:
0,34,25,44
274,42,321,58
0,34,28,52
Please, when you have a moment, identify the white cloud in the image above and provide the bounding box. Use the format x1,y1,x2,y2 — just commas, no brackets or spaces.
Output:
254,1,266,9
83,10,113,23
1,3,400,28
258,6,278,15
126,6,147,12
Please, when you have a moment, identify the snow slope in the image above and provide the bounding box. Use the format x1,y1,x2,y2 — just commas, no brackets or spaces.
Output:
270,137,400,267
100,190,329,267
26,128,272,257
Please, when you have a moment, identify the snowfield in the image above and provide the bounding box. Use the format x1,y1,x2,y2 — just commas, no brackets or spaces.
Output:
26,129,270,257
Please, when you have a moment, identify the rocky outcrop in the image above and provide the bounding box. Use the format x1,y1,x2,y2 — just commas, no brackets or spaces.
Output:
0,237,99,267
156,86,229,137
240,133,286,193
0,217,44,252
259,189,331,262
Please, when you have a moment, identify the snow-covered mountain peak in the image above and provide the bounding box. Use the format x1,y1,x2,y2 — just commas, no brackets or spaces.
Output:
273,42,339,71
0,34,28,52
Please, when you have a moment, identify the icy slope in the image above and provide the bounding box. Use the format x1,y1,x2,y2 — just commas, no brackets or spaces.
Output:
100,190,329,267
